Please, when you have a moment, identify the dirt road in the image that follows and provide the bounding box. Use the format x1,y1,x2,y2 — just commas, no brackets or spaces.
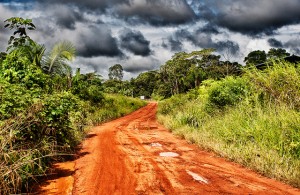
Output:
40,103,300,194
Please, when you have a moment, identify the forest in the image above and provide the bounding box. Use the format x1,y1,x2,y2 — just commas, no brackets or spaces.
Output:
1,17,300,193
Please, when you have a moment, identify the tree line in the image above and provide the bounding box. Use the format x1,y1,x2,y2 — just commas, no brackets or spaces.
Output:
104,47,296,99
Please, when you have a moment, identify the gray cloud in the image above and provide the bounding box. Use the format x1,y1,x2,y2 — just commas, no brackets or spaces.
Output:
268,38,283,48
1,0,300,78
122,56,160,73
120,28,151,56
76,25,122,58
166,28,240,55
216,41,240,55
196,0,300,35
284,39,300,55
162,37,183,52
115,0,196,26
39,0,127,12
51,6,85,30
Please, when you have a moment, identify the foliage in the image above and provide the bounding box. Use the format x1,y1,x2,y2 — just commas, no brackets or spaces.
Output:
42,41,76,75
108,64,124,81
244,50,267,66
71,69,104,104
245,61,300,110
158,61,300,187
0,17,147,194
4,17,36,52
267,48,290,60
207,76,249,108
0,80,39,120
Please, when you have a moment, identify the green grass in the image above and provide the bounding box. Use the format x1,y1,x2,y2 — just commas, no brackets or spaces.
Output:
0,93,146,194
157,61,300,187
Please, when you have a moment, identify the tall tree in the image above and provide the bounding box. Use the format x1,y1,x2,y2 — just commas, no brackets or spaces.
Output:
244,50,267,66
108,64,123,81
267,48,290,60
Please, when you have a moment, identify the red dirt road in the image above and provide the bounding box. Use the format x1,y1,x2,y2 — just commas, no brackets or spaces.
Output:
41,103,300,194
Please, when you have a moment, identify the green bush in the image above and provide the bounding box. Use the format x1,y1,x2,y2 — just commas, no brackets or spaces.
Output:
0,80,40,120
207,76,249,108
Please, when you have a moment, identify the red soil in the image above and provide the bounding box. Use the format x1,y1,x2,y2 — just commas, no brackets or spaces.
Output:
40,103,300,195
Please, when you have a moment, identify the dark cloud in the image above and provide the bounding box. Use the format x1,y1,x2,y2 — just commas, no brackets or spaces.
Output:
123,57,159,73
120,29,151,56
115,0,196,26
162,37,183,52
39,0,127,12
196,0,300,35
76,25,122,58
216,41,240,55
268,38,283,48
51,6,85,30
196,24,220,35
165,28,240,55
284,39,300,55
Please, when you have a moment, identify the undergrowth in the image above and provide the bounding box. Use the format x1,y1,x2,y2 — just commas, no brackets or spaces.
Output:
158,61,300,187
0,92,145,194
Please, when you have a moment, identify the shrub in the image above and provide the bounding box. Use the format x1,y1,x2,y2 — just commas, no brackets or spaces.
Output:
207,76,249,108
0,80,40,120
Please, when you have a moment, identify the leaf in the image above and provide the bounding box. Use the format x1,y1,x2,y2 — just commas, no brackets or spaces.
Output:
29,23,36,28
4,24,10,28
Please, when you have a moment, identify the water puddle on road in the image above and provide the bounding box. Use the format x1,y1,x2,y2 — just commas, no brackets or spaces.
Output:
186,170,209,184
159,152,179,157
150,143,162,147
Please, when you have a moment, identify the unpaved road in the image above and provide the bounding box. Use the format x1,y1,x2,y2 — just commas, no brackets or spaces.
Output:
40,103,300,194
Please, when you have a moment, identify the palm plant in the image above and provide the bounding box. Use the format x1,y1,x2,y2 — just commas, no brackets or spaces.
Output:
42,41,76,76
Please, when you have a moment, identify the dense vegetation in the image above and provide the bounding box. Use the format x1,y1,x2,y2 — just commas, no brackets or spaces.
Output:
102,28,300,188
157,61,300,187
1,16,299,193
0,17,145,194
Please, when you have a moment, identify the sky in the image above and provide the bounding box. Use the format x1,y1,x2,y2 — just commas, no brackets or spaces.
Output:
0,0,300,79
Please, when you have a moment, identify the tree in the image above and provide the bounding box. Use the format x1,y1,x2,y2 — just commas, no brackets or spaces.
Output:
244,50,267,66
132,71,159,98
4,17,45,67
108,64,123,81
42,41,76,75
4,17,36,52
159,49,217,96
267,48,290,60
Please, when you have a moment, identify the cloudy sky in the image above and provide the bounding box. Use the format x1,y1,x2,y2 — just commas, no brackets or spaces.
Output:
0,0,300,79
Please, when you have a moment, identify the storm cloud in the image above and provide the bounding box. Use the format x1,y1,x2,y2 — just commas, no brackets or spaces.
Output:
115,0,196,26
268,38,284,48
1,0,300,79
76,25,122,58
196,0,300,35
166,28,240,55
120,29,151,56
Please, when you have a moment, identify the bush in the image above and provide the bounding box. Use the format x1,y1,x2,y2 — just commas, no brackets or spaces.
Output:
0,80,40,120
207,76,249,108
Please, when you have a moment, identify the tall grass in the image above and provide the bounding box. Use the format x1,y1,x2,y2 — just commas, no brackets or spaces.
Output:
158,61,300,187
88,94,147,125
0,93,145,194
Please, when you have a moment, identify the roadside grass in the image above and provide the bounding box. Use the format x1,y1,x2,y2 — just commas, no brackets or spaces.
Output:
88,94,147,125
157,61,300,187
0,93,146,194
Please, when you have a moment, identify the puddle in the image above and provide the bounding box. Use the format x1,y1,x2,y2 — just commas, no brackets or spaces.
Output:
159,152,179,157
150,143,162,147
186,170,209,184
